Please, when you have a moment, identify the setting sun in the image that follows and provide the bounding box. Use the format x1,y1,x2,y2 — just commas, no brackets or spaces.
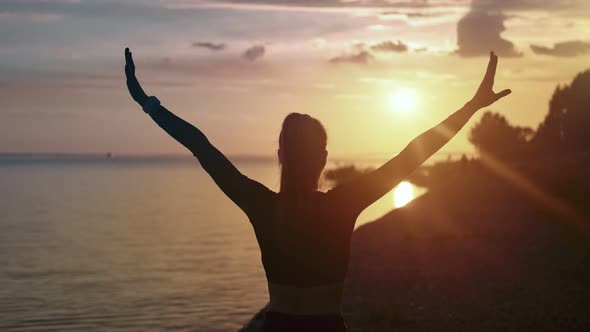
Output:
393,181,415,208
390,88,417,113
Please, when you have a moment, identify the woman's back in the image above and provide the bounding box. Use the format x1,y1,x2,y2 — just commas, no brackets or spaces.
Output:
247,190,357,315
252,191,356,286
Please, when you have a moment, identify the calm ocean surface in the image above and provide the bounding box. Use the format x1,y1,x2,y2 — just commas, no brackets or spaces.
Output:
0,156,423,331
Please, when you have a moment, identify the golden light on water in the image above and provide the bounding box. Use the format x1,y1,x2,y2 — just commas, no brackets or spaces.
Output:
393,181,415,208
390,88,417,113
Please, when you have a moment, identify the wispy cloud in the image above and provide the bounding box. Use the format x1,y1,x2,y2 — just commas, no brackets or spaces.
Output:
450,0,590,58
455,10,521,57
530,40,590,57
164,0,471,11
329,39,411,64
242,44,265,61
0,11,63,22
471,0,590,14
370,40,408,53
380,10,434,18
192,41,227,51
329,50,374,65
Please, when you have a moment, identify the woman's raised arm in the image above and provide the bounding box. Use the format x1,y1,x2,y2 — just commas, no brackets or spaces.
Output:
328,52,511,215
124,48,273,214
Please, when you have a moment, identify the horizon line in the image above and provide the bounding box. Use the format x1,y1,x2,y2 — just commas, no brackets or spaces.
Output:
0,151,477,161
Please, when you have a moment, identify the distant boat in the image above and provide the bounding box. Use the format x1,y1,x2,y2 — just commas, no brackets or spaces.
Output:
106,153,112,158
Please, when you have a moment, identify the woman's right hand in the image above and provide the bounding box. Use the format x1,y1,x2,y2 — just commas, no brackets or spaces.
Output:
125,47,149,107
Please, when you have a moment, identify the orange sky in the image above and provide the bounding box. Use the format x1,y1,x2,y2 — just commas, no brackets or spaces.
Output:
1,0,589,158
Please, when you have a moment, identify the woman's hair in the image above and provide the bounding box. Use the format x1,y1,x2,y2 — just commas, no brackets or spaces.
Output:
278,113,327,193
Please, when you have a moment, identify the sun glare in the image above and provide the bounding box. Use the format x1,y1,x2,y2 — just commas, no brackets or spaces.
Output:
390,88,417,113
393,181,415,208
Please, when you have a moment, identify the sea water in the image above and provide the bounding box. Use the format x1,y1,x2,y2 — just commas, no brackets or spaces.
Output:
0,156,422,331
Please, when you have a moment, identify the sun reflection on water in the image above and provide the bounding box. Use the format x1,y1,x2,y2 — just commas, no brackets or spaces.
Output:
393,181,415,208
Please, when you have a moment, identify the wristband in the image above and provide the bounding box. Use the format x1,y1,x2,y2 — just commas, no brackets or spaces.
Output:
142,96,161,114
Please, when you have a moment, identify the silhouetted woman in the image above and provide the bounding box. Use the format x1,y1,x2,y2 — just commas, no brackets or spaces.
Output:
124,48,510,332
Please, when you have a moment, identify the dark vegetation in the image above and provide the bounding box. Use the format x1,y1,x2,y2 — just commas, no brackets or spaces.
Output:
470,69,590,159
324,165,375,184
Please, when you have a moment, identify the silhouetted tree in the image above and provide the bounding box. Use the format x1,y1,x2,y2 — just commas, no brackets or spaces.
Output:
532,70,590,153
469,111,534,160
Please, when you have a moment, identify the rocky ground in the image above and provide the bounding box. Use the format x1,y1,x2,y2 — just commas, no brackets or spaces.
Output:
342,171,590,332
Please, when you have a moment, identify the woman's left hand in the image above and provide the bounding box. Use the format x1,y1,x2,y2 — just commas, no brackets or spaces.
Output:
469,51,512,110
